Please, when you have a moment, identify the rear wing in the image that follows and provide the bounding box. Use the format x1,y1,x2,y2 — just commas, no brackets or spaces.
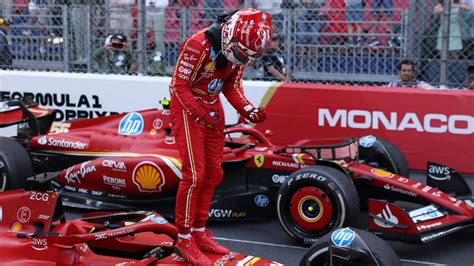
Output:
0,98,55,137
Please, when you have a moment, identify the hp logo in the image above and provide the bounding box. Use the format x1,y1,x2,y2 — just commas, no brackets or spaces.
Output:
119,112,144,135
359,135,376,148
331,228,356,247
254,194,269,207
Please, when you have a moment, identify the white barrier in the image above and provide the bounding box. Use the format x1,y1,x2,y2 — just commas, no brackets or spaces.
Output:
0,70,274,136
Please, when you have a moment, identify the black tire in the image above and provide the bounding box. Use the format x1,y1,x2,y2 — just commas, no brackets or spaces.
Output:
300,228,400,266
359,136,410,177
277,166,360,245
0,137,33,191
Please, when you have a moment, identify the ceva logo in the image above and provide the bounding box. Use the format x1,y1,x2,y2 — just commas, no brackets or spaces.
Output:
119,112,144,135
331,228,356,247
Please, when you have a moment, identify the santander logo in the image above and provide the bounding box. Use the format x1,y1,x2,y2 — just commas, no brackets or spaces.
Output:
374,204,399,228
38,136,47,145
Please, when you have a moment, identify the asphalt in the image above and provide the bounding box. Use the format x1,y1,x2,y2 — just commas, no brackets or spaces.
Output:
65,171,474,265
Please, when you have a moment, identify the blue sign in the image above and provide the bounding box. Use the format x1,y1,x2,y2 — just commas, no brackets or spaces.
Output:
359,135,376,148
254,194,269,207
331,228,356,247
119,112,144,135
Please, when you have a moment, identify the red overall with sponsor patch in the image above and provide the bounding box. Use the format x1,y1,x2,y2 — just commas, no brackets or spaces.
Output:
170,28,257,233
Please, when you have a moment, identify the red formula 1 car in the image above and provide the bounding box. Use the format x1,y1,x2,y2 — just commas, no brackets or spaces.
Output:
0,176,282,265
1,98,473,245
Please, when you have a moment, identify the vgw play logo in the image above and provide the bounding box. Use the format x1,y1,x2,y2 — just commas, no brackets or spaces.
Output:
119,112,144,135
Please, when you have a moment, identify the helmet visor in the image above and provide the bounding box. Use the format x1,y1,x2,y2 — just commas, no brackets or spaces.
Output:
232,43,264,66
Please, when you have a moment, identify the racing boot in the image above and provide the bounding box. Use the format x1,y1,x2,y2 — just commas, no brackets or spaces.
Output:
192,229,230,255
174,237,212,265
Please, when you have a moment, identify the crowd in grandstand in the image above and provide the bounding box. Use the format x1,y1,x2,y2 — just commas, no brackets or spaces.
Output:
0,0,473,88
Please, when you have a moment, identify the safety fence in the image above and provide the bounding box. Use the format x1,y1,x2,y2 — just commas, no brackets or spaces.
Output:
0,1,473,88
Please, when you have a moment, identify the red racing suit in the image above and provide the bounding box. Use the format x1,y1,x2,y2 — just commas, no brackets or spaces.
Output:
169,28,255,234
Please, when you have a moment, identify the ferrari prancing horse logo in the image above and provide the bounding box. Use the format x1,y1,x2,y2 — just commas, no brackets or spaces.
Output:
254,154,264,168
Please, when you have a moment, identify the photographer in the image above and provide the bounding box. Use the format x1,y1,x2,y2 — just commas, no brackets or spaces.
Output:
464,64,474,90
0,17,13,68
92,31,137,75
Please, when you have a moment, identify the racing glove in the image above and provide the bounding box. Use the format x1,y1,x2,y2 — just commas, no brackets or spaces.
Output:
246,107,267,123
189,108,222,129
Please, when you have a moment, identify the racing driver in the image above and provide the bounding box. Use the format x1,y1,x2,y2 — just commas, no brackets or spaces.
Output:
169,8,272,265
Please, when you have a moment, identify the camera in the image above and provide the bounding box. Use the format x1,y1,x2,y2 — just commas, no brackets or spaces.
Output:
112,42,124,49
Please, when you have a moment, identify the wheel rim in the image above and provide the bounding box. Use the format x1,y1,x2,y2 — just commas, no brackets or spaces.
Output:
289,186,333,232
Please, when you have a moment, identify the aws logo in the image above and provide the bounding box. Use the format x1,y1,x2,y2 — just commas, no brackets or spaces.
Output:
132,161,165,192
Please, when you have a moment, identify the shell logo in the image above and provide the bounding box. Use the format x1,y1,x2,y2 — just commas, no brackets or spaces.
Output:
11,222,22,232
371,168,394,178
132,161,166,192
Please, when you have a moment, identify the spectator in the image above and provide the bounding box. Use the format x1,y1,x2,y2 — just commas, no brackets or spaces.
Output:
462,0,474,58
145,0,167,61
144,27,167,76
247,0,284,32
368,0,400,47
387,59,437,89
24,0,53,54
464,64,474,90
261,34,288,81
296,0,325,69
109,0,134,39
202,0,225,26
146,0,168,8
92,31,137,74
434,0,470,56
68,0,89,63
345,0,363,46
0,17,13,68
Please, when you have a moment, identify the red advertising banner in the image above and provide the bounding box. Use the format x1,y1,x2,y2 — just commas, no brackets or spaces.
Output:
257,83,474,174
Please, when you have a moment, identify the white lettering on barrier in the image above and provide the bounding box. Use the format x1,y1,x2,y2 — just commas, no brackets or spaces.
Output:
318,109,474,135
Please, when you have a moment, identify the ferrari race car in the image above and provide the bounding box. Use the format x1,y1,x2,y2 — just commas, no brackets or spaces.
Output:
0,175,282,265
1,98,474,246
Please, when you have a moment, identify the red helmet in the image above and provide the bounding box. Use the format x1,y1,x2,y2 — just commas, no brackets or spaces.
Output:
221,9,272,66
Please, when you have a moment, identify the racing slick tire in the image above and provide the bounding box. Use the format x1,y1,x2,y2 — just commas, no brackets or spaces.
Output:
0,137,33,191
358,136,409,177
300,228,400,266
277,166,359,245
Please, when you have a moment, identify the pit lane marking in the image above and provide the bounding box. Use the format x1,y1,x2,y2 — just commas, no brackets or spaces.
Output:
399,260,446,266
214,237,445,265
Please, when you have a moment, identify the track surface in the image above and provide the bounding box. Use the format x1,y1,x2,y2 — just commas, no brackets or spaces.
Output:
66,171,474,265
